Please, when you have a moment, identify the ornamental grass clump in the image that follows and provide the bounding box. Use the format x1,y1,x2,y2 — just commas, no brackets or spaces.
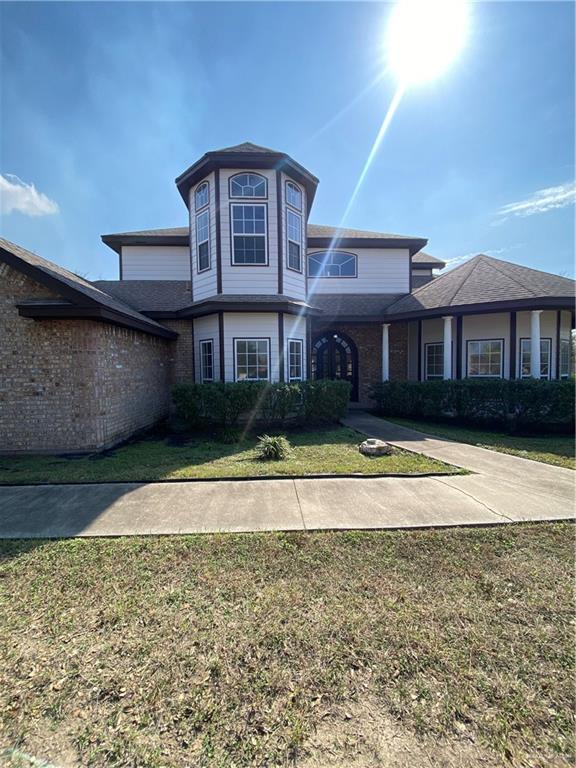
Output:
256,434,291,461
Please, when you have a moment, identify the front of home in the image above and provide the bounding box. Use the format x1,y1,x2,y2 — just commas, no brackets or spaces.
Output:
1,141,574,453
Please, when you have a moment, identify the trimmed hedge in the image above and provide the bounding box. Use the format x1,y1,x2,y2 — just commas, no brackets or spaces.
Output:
173,380,351,429
372,379,575,432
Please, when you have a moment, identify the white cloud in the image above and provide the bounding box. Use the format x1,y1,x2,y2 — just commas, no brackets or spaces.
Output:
496,182,576,221
0,174,59,216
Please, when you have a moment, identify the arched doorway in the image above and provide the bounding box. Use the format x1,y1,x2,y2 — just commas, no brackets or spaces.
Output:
311,331,359,402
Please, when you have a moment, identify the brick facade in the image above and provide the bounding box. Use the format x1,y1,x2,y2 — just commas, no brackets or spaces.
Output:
0,264,174,453
311,321,408,404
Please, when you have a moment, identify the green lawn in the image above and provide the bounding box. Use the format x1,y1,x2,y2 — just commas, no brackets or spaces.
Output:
0,426,460,485
1,524,573,767
383,417,575,470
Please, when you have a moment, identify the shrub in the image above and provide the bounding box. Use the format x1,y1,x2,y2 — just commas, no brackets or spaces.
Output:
172,379,351,430
371,379,575,433
256,434,291,461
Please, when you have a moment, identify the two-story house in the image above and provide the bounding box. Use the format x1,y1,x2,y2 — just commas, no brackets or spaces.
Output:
1,142,574,453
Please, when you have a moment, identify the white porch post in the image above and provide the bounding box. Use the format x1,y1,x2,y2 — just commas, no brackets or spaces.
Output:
382,323,390,381
442,316,453,380
530,310,542,378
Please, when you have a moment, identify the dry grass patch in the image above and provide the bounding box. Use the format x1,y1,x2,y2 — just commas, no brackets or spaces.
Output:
0,524,573,767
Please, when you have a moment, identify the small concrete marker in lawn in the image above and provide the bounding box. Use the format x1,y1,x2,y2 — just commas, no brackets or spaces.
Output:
359,438,393,457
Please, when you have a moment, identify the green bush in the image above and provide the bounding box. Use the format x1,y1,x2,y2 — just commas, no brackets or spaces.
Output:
256,434,291,461
172,379,351,430
372,379,575,432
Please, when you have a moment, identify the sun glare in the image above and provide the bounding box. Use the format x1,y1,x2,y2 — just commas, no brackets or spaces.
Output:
386,0,469,85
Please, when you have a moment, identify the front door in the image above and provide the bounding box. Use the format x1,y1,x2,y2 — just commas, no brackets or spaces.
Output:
311,331,359,402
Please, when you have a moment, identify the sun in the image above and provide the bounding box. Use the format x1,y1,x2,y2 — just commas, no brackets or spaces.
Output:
386,0,470,85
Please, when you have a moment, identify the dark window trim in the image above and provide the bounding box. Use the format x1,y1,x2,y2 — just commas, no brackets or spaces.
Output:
276,171,283,294
424,341,444,380
194,180,210,212
199,338,214,382
307,250,358,279
518,336,553,380
278,313,284,381
229,202,269,266
218,312,225,381
287,336,304,382
215,169,222,293
285,179,302,212
286,208,303,274
228,172,268,200
465,338,505,379
233,336,272,382
195,209,211,273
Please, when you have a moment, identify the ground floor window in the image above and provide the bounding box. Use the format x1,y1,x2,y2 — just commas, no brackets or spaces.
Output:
425,342,444,379
288,339,303,381
234,338,270,381
200,339,214,382
520,338,551,379
466,339,503,378
559,338,571,379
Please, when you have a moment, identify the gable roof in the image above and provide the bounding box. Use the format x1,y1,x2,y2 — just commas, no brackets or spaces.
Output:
412,251,445,268
386,254,576,318
0,238,177,338
213,141,280,154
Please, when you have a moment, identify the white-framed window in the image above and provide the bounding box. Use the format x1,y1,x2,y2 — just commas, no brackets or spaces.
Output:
286,209,302,272
308,251,357,278
196,210,210,272
200,339,214,382
231,204,267,265
520,338,551,379
195,181,209,210
467,339,503,378
229,173,267,198
288,339,303,381
286,180,302,211
425,342,444,380
234,338,270,381
559,338,571,379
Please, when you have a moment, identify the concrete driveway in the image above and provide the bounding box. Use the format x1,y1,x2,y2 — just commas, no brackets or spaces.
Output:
0,415,572,538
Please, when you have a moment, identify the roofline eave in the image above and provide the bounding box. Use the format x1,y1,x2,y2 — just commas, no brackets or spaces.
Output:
384,296,576,321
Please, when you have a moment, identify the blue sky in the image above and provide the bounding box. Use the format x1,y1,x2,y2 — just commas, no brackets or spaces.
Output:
1,1,574,280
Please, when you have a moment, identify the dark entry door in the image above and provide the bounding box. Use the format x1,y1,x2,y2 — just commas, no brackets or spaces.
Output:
311,332,359,402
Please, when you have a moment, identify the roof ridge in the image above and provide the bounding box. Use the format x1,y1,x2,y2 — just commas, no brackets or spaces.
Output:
475,253,535,294
476,253,574,288
448,256,484,304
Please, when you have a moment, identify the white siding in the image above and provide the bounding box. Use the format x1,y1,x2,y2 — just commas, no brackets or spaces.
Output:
121,246,190,280
193,314,220,383
281,172,307,301
307,248,410,294
283,313,308,380
222,312,280,382
189,172,217,301
219,169,279,295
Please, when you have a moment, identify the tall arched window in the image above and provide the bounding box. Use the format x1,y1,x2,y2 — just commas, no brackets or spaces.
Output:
229,173,267,198
285,180,302,210
195,181,209,210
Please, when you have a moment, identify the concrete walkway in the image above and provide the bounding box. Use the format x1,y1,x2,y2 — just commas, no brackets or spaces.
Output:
0,415,572,538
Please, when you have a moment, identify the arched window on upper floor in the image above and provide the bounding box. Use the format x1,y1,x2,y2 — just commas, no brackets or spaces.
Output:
285,180,302,211
195,181,209,210
229,173,267,198
308,251,357,278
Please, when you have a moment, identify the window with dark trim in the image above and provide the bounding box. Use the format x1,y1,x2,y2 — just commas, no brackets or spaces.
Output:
229,173,267,198
559,338,571,379
200,339,214,382
196,210,210,272
231,204,267,265
520,337,551,379
308,251,357,278
467,339,503,378
425,342,444,380
288,339,303,381
195,181,209,210
234,339,270,381
286,180,302,210
286,209,302,272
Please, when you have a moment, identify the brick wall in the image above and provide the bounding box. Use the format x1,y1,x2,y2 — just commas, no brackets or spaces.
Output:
0,264,174,453
311,321,408,404
162,319,194,384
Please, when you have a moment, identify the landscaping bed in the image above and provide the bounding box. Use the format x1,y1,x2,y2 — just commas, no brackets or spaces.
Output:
1,524,574,767
383,417,575,470
0,426,461,485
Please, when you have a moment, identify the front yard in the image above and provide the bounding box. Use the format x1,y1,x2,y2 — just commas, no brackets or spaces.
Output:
1,524,573,767
384,417,575,469
0,426,460,485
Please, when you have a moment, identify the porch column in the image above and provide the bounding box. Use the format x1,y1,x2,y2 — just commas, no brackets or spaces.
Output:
442,316,453,379
530,310,542,378
381,323,390,381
